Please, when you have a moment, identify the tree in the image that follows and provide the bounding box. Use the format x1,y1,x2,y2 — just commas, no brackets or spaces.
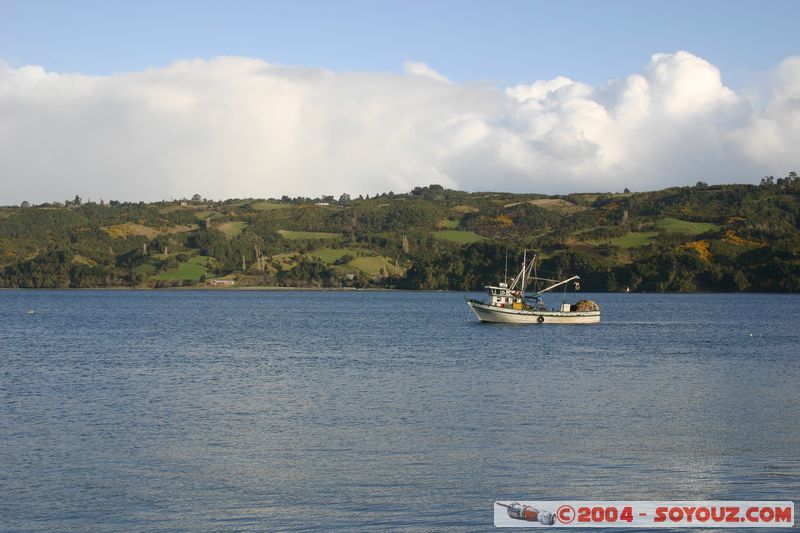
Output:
334,254,354,265
733,271,749,291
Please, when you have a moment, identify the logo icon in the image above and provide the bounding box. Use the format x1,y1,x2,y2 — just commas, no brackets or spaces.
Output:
557,504,576,524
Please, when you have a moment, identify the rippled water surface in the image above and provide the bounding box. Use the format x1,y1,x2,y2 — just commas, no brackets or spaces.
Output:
1,290,799,531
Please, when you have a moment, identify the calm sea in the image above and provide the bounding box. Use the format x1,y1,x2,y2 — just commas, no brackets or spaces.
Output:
1,290,799,531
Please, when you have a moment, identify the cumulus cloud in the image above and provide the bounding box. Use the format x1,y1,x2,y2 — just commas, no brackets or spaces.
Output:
0,51,798,203
728,56,800,167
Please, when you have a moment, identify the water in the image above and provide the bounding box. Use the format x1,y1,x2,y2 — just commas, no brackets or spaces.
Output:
1,290,799,531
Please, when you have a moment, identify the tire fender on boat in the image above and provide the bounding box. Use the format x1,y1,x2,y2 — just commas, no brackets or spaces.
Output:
537,315,545,323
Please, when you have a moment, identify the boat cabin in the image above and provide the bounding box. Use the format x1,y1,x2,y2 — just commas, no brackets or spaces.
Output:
485,282,526,309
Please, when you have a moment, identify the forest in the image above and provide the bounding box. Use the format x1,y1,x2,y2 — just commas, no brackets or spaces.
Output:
1,173,799,292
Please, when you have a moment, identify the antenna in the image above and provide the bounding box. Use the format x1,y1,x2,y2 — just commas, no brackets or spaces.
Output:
504,251,508,284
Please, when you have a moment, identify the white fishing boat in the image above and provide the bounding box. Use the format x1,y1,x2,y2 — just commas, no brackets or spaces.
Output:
466,252,600,324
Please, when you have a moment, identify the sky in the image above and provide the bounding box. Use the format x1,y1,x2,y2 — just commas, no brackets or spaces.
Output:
0,0,799,202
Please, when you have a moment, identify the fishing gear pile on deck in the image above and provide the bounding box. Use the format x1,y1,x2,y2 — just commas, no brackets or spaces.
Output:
572,300,600,312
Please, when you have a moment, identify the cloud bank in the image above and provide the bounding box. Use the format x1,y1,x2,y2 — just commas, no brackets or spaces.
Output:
1,51,798,203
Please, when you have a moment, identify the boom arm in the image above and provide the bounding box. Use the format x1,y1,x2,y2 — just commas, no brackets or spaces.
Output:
533,275,580,295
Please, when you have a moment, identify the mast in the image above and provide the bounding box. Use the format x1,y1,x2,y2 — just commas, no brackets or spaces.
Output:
506,252,537,292
524,253,537,294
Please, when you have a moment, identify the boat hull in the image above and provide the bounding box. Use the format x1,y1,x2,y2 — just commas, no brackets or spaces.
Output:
467,299,600,324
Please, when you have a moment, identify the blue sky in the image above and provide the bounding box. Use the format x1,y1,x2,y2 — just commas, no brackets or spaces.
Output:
1,0,798,88
1,0,799,201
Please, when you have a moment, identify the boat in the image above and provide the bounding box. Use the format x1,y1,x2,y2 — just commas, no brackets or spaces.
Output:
466,252,600,324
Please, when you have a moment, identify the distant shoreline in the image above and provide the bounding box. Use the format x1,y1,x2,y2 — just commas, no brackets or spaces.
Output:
1,287,797,294
0,285,397,292
2,181,798,293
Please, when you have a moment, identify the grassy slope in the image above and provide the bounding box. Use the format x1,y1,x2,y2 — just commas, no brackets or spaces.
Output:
607,232,659,248
132,263,156,275
252,202,288,211
188,255,217,267
310,248,358,263
278,230,340,240
590,218,721,248
432,230,485,244
657,217,720,235
217,221,248,237
436,219,459,229
350,256,401,275
152,262,208,281
139,255,216,280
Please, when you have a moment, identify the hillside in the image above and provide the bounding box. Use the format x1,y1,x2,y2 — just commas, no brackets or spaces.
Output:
2,175,799,292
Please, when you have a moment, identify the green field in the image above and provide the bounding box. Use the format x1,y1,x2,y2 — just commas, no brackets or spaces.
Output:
278,230,340,240
217,221,248,237
252,202,288,211
605,232,659,248
657,217,720,235
133,255,216,278
310,248,358,264
188,255,217,267
194,210,224,220
587,218,720,248
437,219,459,229
432,230,485,244
350,256,399,275
571,194,601,204
132,263,156,275
152,261,208,281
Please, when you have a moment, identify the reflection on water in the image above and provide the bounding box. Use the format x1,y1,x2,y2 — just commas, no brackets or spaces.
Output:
1,291,799,530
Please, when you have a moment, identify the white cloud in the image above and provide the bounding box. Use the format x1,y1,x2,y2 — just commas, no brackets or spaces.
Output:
0,51,798,203
402,61,452,84
729,56,800,166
